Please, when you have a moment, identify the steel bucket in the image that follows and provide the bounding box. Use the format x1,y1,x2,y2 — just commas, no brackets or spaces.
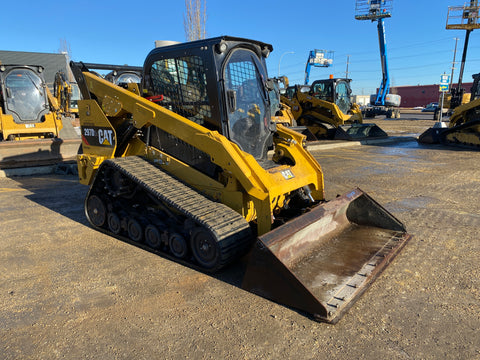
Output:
335,123,388,140
242,188,411,323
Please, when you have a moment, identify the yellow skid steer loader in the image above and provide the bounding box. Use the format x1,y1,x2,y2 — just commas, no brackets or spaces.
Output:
71,36,411,323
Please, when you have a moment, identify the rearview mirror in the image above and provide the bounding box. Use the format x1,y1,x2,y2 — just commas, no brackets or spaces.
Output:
227,89,236,113
265,78,275,92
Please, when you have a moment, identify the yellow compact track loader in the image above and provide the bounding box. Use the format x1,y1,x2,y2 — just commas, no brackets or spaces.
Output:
281,78,388,141
268,77,297,126
71,36,411,323
433,91,471,120
0,65,62,140
419,72,480,148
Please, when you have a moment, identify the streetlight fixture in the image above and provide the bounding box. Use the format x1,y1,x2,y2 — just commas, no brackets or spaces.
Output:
278,51,294,77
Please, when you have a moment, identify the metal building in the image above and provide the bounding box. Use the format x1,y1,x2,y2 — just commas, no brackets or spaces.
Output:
0,50,70,91
390,83,473,108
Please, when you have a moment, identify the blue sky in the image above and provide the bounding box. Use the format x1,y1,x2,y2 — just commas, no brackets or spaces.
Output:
2,0,479,95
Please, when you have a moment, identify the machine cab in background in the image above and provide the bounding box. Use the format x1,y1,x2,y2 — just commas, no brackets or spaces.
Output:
0,64,61,141
0,65,50,124
310,78,353,114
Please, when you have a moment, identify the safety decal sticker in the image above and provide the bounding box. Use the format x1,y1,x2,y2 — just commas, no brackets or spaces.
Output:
280,169,295,180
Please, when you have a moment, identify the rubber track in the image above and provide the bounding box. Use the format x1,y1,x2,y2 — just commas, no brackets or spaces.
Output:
442,120,480,149
91,156,253,271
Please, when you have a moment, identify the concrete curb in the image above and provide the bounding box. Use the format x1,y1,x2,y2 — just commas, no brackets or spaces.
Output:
0,165,55,178
0,137,416,178
306,136,416,151
0,163,78,178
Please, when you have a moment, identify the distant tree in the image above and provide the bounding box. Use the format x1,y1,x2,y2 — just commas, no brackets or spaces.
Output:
184,0,207,41
58,38,72,58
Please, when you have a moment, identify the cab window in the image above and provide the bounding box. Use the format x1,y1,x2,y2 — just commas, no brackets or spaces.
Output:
149,55,212,127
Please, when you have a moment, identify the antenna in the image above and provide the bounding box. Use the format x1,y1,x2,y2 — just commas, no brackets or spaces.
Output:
345,55,350,80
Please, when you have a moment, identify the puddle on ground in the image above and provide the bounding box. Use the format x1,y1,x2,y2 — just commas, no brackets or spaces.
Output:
373,140,422,157
289,225,399,302
386,196,438,212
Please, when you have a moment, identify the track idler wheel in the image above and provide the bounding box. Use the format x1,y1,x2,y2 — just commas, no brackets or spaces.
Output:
169,233,188,259
86,195,107,227
190,228,220,270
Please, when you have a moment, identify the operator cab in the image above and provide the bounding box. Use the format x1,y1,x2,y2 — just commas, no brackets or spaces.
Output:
283,85,310,100
142,36,275,161
70,83,81,111
471,73,480,101
0,65,50,124
310,78,353,114
105,71,142,85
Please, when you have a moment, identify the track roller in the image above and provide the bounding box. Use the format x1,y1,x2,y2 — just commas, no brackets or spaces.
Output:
169,233,188,259
84,156,252,272
127,218,144,242
144,224,163,249
107,212,122,234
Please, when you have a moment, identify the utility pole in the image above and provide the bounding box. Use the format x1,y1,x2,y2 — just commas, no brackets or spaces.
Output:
345,55,350,79
450,37,459,89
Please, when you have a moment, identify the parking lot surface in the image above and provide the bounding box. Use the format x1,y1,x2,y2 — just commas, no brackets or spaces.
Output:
0,117,479,359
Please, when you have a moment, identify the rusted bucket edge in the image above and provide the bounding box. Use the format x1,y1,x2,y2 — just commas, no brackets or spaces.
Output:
260,188,365,249
319,231,413,324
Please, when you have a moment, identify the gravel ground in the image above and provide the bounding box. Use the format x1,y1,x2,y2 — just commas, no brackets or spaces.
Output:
0,116,479,359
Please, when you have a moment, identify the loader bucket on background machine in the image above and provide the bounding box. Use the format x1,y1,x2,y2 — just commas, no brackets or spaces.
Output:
417,124,446,144
242,188,411,324
335,123,389,140
291,123,388,142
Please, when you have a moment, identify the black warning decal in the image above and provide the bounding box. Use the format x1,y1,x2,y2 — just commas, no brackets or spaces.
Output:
81,126,115,147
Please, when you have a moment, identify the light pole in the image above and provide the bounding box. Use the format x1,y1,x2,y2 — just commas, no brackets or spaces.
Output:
278,51,294,77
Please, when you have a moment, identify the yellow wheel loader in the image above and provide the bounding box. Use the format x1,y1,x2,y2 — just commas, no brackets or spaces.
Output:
71,36,411,323
419,72,480,148
281,78,388,141
0,65,62,140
